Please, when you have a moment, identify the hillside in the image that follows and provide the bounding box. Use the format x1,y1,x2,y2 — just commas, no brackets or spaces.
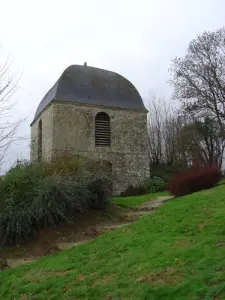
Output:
1,185,225,299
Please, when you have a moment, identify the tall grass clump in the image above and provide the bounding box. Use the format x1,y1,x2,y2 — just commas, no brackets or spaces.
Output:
0,157,111,246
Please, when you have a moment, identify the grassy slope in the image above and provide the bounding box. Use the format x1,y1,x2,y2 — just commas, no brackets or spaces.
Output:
1,186,225,299
112,191,169,207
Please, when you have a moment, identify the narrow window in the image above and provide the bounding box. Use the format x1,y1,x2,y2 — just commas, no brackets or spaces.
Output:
95,112,111,147
38,119,42,160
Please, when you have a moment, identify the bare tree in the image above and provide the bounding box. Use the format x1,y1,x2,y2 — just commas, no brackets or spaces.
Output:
147,93,164,165
147,92,225,171
147,93,184,167
0,53,23,170
170,27,225,130
177,117,225,168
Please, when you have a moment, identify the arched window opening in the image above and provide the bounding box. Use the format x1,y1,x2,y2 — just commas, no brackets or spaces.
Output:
38,119,42,160
95,112,111,147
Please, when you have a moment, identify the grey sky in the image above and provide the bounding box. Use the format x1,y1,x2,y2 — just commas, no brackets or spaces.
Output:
0,0,225,170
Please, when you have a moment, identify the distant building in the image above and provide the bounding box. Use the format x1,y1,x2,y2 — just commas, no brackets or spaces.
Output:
30,64,149,194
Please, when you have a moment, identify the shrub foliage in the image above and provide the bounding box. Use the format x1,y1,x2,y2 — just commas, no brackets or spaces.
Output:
120,185,144,197
120,176,166,197
142,176,165,193
0,158,111,246
168,164,222,196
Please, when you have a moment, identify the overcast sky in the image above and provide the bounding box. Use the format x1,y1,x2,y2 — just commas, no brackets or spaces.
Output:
0,0,225,171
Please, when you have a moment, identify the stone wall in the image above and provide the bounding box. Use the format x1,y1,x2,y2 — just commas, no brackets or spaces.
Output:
31,102,150,195
52,102,150,194
30,105,54,162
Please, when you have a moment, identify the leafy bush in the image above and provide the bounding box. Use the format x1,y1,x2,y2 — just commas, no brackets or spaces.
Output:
142,176,166,193
44,155,89,176
1,161,46,205
85,178,111,209
119,185,145,197
0,159,111,246
150,163,188,184
120,176,166,197
168,164,222,196
44,155,111,179
33,176,110,228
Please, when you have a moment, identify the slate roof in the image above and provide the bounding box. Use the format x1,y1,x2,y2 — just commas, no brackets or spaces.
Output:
31,64,147,124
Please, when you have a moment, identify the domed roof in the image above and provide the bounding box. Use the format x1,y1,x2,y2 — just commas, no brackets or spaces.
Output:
31,64,147,124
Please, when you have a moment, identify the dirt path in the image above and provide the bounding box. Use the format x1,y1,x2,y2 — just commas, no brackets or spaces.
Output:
2,195,173,269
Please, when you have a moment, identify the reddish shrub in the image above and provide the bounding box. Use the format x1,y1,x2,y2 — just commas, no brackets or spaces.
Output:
168,164,222,196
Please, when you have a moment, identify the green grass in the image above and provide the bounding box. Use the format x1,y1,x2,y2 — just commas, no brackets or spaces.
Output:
1,185,225,299
112,191,169,207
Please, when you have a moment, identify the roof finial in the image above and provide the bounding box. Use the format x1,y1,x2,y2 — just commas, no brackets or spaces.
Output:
84,62,87,67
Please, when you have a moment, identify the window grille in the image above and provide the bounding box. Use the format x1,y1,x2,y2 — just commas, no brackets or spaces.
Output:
95,112,111,147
